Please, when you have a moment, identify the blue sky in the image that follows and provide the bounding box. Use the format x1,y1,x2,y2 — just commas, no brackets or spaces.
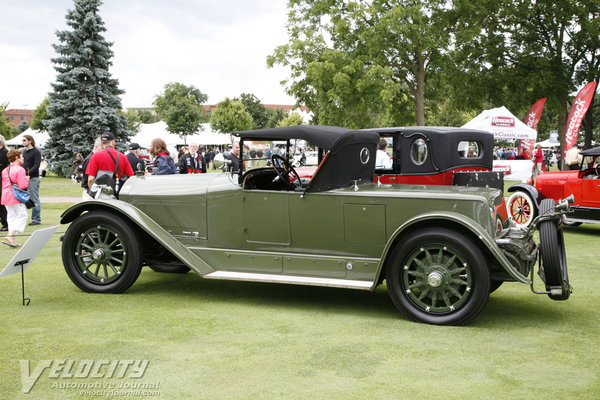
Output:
0,0,295,109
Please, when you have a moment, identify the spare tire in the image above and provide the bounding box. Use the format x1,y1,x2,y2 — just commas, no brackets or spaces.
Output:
538,199,570,300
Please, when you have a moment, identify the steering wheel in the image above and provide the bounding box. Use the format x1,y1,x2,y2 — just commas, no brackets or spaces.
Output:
271,154,301,189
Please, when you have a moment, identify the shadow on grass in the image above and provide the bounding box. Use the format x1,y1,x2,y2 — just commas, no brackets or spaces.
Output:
562,224,600,235
125,269,569,327
131,269,399,319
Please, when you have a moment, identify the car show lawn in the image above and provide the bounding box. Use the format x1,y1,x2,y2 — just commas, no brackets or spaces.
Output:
0,179,599,399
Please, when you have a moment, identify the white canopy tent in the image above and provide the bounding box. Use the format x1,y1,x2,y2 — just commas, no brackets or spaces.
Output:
131,121,231,148
536,139,560,148
462,106,537,140
5,128,49,147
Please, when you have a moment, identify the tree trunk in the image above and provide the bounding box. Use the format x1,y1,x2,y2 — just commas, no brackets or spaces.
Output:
583,99,594,150
415,68,425,126
557,96,568,170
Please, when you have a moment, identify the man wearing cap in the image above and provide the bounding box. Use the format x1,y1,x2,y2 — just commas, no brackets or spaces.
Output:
126,142,145,172
86,132,134,191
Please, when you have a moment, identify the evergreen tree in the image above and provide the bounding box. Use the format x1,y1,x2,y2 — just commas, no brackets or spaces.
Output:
17,120,29,133
45,0,129,176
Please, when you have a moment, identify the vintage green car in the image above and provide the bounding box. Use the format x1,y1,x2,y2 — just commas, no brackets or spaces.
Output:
60,126,572,325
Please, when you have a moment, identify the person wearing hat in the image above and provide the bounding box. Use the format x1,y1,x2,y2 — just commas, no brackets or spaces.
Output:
126,142,146,172
85,131,134,193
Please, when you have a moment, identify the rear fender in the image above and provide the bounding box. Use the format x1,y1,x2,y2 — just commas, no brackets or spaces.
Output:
61,200,215,275
375,211,530,286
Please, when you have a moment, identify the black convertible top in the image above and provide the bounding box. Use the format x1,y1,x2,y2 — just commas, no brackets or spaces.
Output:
580,146,600,156
234,125,380,191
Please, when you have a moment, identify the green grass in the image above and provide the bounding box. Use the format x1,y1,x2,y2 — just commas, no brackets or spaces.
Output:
1,183,599,399
39,176,84,197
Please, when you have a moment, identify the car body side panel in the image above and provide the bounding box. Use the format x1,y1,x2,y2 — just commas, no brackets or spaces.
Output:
60,200,215,275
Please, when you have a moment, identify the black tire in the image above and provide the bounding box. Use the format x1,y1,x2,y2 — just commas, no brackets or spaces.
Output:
147,262,190,274
386,228,490,325
538,199,570,300
62,211,142,293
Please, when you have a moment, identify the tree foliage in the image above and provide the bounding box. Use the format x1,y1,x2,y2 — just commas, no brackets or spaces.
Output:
17,120,29,133
153,82,208,138
30,97,51,131
45,0,129,177
265,108,288,128
0,105,14,139
209,98,253,133
237,93,269,129
269,0,453,127
451,0,600,151
119,109,142,133
277,112,304,127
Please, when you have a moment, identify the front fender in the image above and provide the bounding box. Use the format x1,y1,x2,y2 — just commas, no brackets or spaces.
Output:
61,200,215,275
508,183,540,207
374,211,530,286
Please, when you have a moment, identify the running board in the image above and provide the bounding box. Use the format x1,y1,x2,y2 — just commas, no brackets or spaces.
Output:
203,271,373,290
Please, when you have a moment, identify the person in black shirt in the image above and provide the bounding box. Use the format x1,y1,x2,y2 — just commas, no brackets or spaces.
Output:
178,142,206,174
126,143,146,172
22,134,42,225
226,141,240,173
0,135,9,230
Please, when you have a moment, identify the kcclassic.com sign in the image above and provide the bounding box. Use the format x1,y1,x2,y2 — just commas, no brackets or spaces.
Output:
20,359,160,396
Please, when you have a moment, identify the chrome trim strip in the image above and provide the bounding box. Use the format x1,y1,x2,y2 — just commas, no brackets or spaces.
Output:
203,270,373,290
190,247,380,262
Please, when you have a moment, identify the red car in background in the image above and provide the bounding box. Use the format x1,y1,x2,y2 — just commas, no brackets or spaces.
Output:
507,146,600,227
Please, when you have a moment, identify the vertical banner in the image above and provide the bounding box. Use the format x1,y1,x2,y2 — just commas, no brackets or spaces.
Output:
518,97,546,156
564,81,597,157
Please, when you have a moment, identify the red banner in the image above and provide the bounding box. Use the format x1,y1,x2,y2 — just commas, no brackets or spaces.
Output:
564,81,597,157
518,98,546,157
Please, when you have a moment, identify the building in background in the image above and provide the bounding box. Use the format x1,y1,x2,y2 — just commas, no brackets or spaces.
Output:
3,109,33,128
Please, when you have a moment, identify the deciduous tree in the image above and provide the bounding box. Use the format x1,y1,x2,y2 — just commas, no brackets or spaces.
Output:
153,82,207,140
210,98,253,133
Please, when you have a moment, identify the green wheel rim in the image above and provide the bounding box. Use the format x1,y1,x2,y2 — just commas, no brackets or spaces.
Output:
74,225,127,284
402,244,472,313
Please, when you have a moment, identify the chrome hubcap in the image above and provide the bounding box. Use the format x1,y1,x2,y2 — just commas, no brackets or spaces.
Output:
427,271,444,288
92,248,105,261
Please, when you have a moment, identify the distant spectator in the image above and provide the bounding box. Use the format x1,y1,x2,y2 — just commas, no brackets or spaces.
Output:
178,142,206,174
22,134,42,226
564,143,582,170
86,132,134,195
1,149,29,247
375,138,392,169
532,144,544,183
0,135,9,231
126,142,146,172
226,141,240,173
150,138,177,175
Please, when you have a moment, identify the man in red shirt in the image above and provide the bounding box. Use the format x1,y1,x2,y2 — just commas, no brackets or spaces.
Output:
86,131,134,190
532,143,544,183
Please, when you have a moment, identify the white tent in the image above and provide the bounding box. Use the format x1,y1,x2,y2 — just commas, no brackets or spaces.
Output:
536,139,560,148
5,128,49,147
462,106,537,140
131,121,231,148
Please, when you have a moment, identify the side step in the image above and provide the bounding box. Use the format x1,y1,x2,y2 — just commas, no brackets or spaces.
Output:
203,270,373,290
